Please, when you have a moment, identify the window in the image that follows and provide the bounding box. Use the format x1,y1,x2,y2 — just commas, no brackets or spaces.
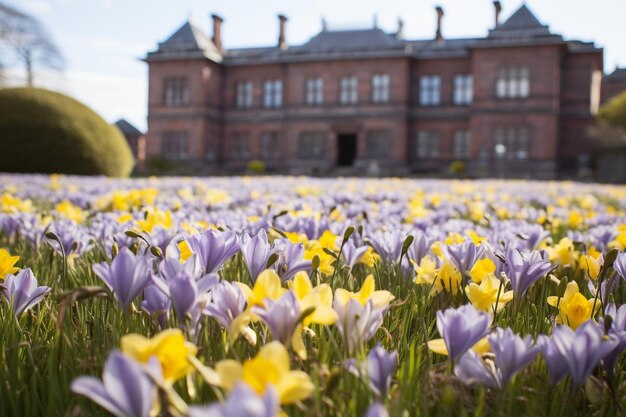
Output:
236,81,253,109
453,75,473,105
306,78,324,105
339,76,358,105
263,80,283,108
452,130,471,158
163,77,189,107
496,67,530,99
494,127,529,159
416,131,440,158
298,131,325,159
231,133,250,159
260,132,281,159
162,132,188,159
371,74,390,103
420,76,441,106
366,130,390,158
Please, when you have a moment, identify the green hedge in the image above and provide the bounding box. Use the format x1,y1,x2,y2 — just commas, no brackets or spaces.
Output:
598,90,626,130
0,87,134,177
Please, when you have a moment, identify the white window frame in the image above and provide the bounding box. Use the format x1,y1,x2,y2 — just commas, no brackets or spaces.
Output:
496,67,530,99
339,76,358,105
163,77,189,107
419,76,441,106
371,74,390,104
494,127,529,159
162,131,189,159
452,130,472,158
416,131,440,158
453,75,473,105
236,81,253,109
305,77,324,106
263,80,283,108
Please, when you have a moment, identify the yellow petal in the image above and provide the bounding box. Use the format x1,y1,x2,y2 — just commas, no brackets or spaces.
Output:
215,360,244,391
546,296,559,307
257,341,290,374
276,371,315,404
291,271,312,300
427,338,448,356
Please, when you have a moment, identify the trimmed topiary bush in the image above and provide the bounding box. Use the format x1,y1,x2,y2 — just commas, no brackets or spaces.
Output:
0,87,134,177
598,90,626,130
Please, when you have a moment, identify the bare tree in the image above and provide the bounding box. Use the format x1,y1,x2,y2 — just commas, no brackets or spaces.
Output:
0,2,64,86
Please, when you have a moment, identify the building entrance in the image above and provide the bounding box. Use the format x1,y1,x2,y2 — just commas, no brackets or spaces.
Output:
337,133,357,166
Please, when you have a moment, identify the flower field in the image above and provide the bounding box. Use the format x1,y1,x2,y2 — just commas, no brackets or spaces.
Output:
3,174,626,416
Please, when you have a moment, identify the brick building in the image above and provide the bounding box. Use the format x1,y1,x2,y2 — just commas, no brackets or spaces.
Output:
144,3,607,177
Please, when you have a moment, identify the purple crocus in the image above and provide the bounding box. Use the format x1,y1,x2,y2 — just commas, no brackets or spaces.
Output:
240,229,275,283
92,247,151,311
363,402,389,417
342,240,368,269
273,239,312,281
184,229,240,274
368,230,406,264
334,298,385,356
548,322,619,388
71,351,157,417
141,285,171,328
151,272,218,324
203,280,247,329
1,268,51,318
504,248,553,298
613,252,626,282
188,383,279,417
445,241,483,276
346,344,398,397
252,290,301,344
488,328,539,384
455,350,499,388
436,304,491,362
599,303,626,376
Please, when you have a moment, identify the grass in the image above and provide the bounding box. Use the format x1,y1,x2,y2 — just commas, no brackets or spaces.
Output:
1,176,626,416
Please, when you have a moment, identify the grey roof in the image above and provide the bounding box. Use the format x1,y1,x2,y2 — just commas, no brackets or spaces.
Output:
146,6,598,65
145,19,222,62
488,4,552,39
114,119,143,137
499,4,544,30
605,68,626,82
294,28,404,53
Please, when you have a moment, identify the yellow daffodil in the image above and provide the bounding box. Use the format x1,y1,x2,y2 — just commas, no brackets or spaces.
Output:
433,261,463,295
428,336,490,356
283,231,308,245
0,193,32,213
136,208,173,233
318,230,339,251
213,341,314,404
469,258,496,283
413,255,438,286
445,233,465,246
547,281,599,329
334,274,394,309
55,200,85,223
0,248,19,280
230,270,287,345
465,274,513,312
116,213,134,223
304,243,335,275
289,271,338,326
545,237,579,267
465,230,487,245
358,246,377,267
578,250,603,281
121,329,197,383
236,269,287,308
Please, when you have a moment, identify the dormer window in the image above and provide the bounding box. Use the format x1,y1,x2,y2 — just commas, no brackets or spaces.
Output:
496,66,530,99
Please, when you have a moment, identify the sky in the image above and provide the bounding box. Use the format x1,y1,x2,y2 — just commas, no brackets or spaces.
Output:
3,0,626,132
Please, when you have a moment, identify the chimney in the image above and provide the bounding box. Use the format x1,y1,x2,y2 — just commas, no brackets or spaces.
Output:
278,14,288,49
211,14,224,51
493,1,502,28
396,18,404,39
435,6,444,41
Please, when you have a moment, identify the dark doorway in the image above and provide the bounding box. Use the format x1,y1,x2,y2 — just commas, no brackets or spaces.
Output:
337,133,357,166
